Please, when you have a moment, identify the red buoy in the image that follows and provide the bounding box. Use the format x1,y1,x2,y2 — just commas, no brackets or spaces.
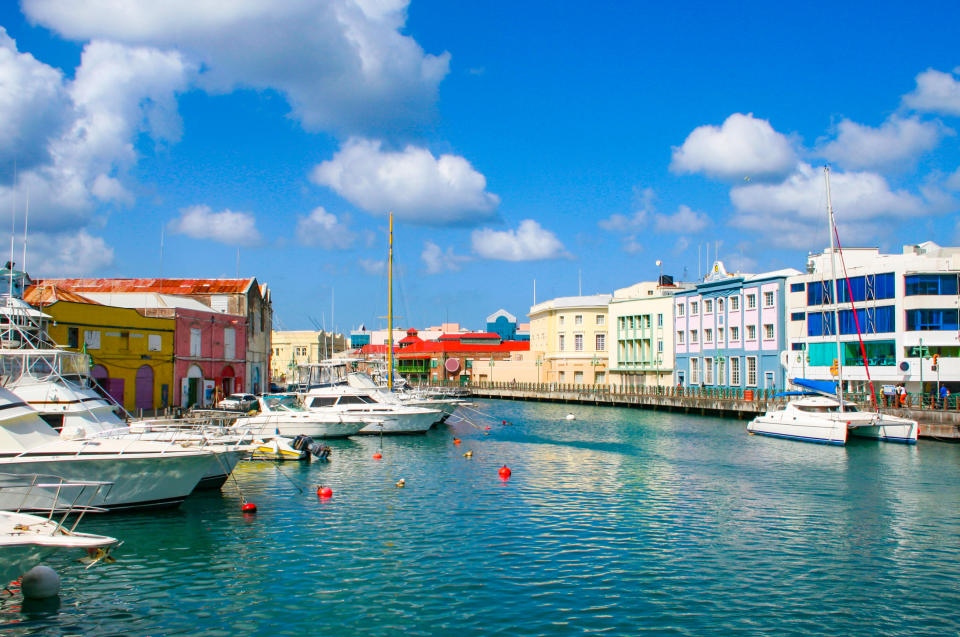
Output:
317,486,333,498
241,502,257,513
502,420,507,424
485,426,491,430
498,465,512,478
453,438,461,445
373,452,382,460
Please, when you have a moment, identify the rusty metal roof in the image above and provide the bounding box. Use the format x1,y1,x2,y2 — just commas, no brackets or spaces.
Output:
24,284,102,306
36,278,257,295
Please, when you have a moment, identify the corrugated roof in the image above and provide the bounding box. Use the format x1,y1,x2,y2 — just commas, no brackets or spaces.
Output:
37,278,257,295
24,284,101,306
80,292,216,312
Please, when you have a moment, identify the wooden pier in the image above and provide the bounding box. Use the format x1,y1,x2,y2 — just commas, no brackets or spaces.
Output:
463,383,960,441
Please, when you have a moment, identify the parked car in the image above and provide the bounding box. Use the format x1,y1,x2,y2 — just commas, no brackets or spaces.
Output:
217,393,259,412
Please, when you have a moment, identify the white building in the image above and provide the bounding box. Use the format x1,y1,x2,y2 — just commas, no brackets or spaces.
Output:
786,241,960,395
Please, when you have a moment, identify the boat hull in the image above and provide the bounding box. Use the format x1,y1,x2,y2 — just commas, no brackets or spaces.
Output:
849,418,918,444
747,413,848,445
356,409,438,434
233,416,364,439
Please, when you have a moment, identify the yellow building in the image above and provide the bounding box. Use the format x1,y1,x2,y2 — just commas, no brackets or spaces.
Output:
528,294,613,385
25,287,176,412
270,330,345,385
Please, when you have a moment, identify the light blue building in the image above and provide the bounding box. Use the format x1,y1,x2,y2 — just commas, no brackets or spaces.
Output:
674,261,799,392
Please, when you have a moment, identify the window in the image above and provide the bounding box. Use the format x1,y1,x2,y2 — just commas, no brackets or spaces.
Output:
559,334,565,351
905,309,960,331
575,315,583,325
717,299,724,313
705,357,714,384
730,326,739,341
790,282,805,293
559,316,565,326
677,331,684,345
791,312,805,321
747,325,756,340
84,330,101,350
691,329,699,344
705,328,713,343
574,371,584,384
718,327,724,343
838,306,895,334
746,357,758,386
730,296,740,311
575,334,584,351
558,371,565,382
746,293,757,309
677,303,685,317
597,314,605,325
807,313,836,337
807,281,834,306
704,299,713,313
690,357,700,384
595,371,606,384
730,357,741,385
67,327,79,348
791,342,805,351
657,313,663,327
148,334,162,352
763,291,774,307
691,301,699,314
190,328,202,356
764,324,774,339
657,340,663,353
224,328,236,359
596,333,606,351
905,274,958,296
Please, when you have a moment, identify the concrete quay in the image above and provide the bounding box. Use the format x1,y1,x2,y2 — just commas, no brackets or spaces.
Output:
464,383,960,441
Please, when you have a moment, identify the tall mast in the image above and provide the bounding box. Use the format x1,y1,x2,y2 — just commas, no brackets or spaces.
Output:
824,166,844,409
388,212,394,390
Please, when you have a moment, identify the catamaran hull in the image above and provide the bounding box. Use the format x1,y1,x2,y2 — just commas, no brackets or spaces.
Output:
747,415,848,445
0,452,212,511
849,420,918,444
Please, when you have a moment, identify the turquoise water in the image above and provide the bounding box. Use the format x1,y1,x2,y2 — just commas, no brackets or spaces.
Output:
4,399,960,636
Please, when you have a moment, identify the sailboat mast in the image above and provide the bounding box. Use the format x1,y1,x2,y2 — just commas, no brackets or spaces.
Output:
388,212,394,390
824,166,844,409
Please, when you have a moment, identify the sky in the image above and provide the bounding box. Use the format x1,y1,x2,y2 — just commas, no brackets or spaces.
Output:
2,1,960,334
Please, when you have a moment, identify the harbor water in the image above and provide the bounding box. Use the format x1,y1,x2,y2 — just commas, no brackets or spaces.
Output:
4,399,960,635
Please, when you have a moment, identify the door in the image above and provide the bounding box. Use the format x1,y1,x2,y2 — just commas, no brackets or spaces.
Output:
187,378,199,407
105,378,124,407
135,365,153,410
764,371,775,391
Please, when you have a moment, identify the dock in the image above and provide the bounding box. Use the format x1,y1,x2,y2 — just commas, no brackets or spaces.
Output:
462,382,960,441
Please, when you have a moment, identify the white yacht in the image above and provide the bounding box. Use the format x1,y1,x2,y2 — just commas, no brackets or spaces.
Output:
346,372,461,425
0,474,118,586
232,394,366,439
747,384,918,445
0,385,215,510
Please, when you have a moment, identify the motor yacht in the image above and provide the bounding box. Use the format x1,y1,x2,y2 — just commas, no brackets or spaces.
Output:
232,394,366,439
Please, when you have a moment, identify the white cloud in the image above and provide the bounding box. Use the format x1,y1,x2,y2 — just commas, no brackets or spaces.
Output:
622,237,643,254
470,219,569,261
10,229,114,276
946,167,960,191
358,258,385,275
653,205,710,234
421,240,470,274
819,116,947,169
0,28,70,180
168,205,262,246
23,0,450,136
671,112,798,181
902,68,960,116
729,163,924,249
311,138,499,225
295,206,356,249
598,186,654,231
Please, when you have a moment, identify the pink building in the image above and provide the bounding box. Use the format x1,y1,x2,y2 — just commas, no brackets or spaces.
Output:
169,308,247,407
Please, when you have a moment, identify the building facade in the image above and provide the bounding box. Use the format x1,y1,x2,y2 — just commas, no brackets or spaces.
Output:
674,262,798,392
607,279,687,388
271,330,346,385
786,241,960,395
528,294,612,385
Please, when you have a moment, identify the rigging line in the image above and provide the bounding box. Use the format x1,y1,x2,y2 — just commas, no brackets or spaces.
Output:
832,222,879,412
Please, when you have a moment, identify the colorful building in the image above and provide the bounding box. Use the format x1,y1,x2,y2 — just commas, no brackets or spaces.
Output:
674,261,799,391
786,241,960,396
25,285,176,411
528,294,612,385
486,309,529,342
271,330,345,385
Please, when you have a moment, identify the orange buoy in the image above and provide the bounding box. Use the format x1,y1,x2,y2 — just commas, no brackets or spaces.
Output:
317,486,333,498
373,452,382,460
241,502,257,513
453,438,461,445
498,465,512,479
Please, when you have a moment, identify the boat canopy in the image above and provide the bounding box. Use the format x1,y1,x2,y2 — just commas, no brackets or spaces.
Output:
790,378,838,397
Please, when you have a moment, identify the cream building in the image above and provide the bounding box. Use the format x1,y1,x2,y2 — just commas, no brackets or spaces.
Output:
607,280,689,388
270,330,346,385
529,294,612,385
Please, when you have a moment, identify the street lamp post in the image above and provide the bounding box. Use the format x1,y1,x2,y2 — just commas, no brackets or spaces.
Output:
655,354,662,392
488,357,495,385
535,355,543,384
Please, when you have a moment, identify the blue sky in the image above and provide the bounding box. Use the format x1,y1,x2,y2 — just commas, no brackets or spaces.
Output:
2,1,959,333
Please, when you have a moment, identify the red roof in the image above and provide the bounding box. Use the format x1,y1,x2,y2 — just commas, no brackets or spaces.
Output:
395,340,529,358
24,284,101,306
36,278,257,295
438,332,500,341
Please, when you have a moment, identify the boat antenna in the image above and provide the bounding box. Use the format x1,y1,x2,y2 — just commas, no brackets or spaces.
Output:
21,188,28,276
388,211,394,390
824,166,844,410
9,161,15,300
